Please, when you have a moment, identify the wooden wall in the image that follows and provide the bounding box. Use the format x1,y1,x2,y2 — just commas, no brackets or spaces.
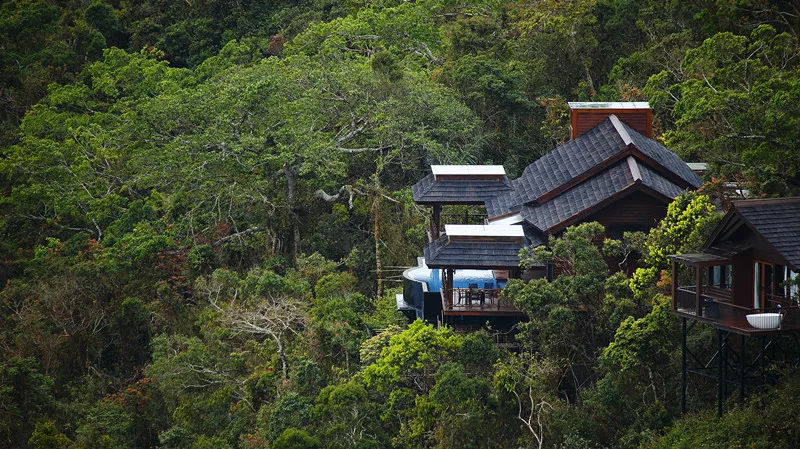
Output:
571,109,652,139
585,191,668,238
731,250,753,309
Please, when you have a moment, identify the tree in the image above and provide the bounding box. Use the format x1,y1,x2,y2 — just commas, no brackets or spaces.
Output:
494,354,561,449
643,191,720,269
272,428,321,449
312,379,385,449
644,26,800,194
0,357,56,447
513,222,609,361
197,269,308,381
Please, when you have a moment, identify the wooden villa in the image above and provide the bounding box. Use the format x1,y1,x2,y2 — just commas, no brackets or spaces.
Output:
403,102,702,324
669,197,800,414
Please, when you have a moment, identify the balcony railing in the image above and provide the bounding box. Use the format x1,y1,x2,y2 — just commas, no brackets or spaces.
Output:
675,286,800,332
441,287,520,314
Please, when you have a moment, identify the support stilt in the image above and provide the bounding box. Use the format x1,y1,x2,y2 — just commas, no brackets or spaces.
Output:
739,335,745,403
717,329,724,417
681,317,687,414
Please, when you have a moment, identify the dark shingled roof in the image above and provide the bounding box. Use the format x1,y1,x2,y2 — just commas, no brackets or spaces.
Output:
639,164,687,199
732,198,800,270
520,162,634,232
423,236,525,269
485,189,520,219
626,123,702,189
511,119,626,206
508,117,701,208
412,173,513,205
518,159,689,233
424,225,547,269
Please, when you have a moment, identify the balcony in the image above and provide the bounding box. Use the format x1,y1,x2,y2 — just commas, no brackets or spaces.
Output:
441,287,522,316
674,286,800,335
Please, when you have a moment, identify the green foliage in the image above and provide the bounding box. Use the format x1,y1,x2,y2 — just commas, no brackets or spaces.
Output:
602,295,678,373
3,2,800,448
521,221,608,278
644,191,721,268
273,428,321,449
363,320,461,396
599,271,639,339
312,379,385,448
494,353,562,448
359,325,404,367
187,245,220,276
649,368,800,448
264,392,313,442
74,400,135,449
0,357,55,447
28,420,72,449
645,25,800,194
513,223,610,359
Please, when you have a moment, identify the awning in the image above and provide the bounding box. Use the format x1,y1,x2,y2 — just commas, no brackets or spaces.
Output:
668,253,732,267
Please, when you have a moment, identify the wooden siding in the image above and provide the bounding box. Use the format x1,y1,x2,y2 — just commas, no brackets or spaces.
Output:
731,251,753,309
584,190,667,237
571,109,652,139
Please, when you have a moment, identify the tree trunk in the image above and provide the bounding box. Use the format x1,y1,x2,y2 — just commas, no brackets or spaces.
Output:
373,178,384,300
283,163,300,259
276,336,288,380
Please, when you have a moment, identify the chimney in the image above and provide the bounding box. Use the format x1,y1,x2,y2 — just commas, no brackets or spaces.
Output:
568,102,652,139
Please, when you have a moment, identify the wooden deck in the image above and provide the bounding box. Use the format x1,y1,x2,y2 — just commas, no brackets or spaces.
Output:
441,288,523,316
674,286,800,336
674,308,800,336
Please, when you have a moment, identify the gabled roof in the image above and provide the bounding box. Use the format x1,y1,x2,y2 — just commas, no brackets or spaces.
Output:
423,225,546,269
627,126,701,189
509,116,701,209
512,119,627,206
706,197,800,270
445,224,524,239
411,173,513,205
639,163,687,199
519,158,686,233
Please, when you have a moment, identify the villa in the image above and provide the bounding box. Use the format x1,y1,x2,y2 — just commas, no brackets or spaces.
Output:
669,197,800,414
399,102,702,325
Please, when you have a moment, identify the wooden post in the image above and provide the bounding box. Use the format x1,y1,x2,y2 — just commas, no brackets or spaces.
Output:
771,265,777,307
739,334,745,403
431,205,441,242
696,266,703,317
446,268,454,308
672,260,679,311
730,263,735,305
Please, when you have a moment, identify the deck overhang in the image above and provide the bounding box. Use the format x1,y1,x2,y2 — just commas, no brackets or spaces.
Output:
668,252,732,267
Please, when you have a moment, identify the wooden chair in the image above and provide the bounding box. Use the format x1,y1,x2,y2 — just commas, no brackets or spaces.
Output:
468,283,481,306
483,282,495,305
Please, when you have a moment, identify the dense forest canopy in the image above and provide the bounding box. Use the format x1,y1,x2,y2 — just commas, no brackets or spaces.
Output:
2,1,800,448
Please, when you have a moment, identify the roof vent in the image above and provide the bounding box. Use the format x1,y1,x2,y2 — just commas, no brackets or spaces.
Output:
568,102,652,139
431,165,506,181
445,224,523,242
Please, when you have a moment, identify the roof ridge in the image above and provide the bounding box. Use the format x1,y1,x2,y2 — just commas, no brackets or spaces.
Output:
732,197,800,207
626,156,642,182
609,114,633,146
